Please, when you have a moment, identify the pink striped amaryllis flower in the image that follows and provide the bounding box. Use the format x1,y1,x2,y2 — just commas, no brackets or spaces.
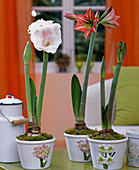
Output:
74,8,99,39
99,6,120,29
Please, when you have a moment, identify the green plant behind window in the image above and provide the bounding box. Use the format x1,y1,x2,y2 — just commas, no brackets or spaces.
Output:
33,0,61,6
75,0,105,6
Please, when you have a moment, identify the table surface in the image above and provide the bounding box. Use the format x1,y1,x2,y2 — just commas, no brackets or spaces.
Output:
0,150,137,170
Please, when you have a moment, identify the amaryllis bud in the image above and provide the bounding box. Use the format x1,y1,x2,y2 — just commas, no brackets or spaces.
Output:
101,57,106,79
23,42,32,65
64,13,76,21
116,41,127,63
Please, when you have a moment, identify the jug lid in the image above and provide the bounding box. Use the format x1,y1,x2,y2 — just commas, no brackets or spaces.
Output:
0,95,23,105
126,129,139,138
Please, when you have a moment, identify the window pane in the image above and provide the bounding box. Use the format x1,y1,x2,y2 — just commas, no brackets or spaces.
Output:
75,0,105,6
75,11,105,62
34,11,62,62
33,0,61,6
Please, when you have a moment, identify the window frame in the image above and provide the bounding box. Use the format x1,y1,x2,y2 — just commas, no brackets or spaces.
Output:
33,0,105,74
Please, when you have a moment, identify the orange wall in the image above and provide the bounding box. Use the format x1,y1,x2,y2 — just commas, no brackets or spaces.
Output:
35,73,100,147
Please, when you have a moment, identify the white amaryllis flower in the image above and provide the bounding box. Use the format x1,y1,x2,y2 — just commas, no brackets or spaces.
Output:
28,19,62,54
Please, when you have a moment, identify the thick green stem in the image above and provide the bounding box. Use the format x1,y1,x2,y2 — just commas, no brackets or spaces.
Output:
25,64,33,122
79,32,97,121
101,77,105,129
107,63,122,129
100,57,106,129
37,52,48,126
101,78,105,112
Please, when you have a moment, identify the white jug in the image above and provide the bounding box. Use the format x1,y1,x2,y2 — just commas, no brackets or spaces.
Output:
0,95,25,163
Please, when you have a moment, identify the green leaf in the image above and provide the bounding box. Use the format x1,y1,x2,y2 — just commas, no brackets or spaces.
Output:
107,63,122,129
101,57,106,79
101,104,109,129
34,96,37,117
23,41,32,65
101,106,105,129
30,78,37,119
24,65,33,122
71,74,82,119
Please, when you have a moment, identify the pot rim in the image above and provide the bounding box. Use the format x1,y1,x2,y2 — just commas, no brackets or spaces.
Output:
87,136,128,144
64,132,88,138
16,137,55,145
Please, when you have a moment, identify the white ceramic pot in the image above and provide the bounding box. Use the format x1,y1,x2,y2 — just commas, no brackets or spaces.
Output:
0,95,25,163
16,137,55,169
64,133,91,162
88,137,128,169
126,129,139,167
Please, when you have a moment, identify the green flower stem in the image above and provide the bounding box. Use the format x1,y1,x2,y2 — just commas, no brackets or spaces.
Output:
37,52,48,126
100,57,106,129
101,77,105,128
24,64,33,122
107,63,122,129
40,158,47,167
79,32,97,122
83,151,90,160
103,164,109,169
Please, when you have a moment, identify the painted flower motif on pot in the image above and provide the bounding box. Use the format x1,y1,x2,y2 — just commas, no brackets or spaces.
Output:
77,139,91,160
33,144,50,168
127,142,139,167
97,145,115,169
99,145,106,152
28,19,62,54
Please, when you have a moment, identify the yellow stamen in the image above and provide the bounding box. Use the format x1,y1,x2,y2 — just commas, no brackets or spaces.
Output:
42,40,50,47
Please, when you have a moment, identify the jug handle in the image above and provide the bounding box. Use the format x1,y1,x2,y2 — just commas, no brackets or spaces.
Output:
12,118,29,126
12,103,29,126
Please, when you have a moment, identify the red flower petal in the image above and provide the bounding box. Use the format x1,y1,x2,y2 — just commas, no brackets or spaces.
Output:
84,8,95,21
84,29,94,39
76,15,87,22
74,22,86,31
74,9,99,38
